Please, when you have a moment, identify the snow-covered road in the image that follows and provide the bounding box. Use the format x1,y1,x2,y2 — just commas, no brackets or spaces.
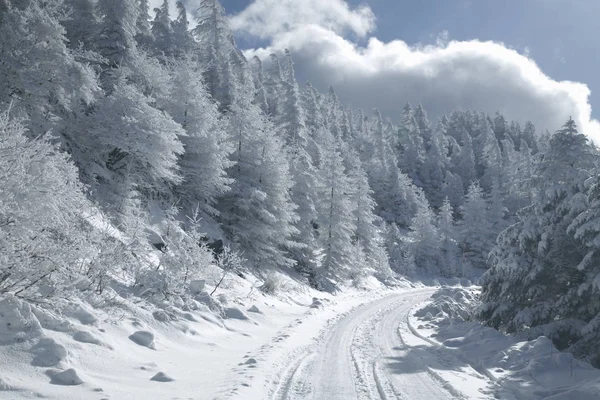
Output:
260,289,484,400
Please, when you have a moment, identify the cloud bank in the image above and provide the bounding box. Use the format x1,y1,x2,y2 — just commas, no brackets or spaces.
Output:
230,0,600,142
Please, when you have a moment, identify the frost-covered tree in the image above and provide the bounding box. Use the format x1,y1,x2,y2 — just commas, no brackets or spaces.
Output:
218,60,301,271
477,118,503,191
438,197,461,276
192,0,237,109
460,181,492,270
385,222,414,276
345,149,386,270
315,132,357,285
453,127,476,191
414,104,432,148
87,73,184,218
442,171,465,209
276,51,322,275
0,0,99,140
135,0,153,47
96,0,139,87
409,190,442,274
163,57,233,217
421,122,449,208
479,118,599,363
62,0,97,49
250,56,269,114
398,103,425,182
0,110,112,299
151,0,171,56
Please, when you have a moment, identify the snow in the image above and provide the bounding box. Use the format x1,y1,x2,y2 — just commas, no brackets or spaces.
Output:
410,287,600,399
2,280,600,399
47,369,83,386
0,271,409,399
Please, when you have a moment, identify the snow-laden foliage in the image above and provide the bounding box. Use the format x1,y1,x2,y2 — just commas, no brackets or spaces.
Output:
0,110,108,298
478,118,600,366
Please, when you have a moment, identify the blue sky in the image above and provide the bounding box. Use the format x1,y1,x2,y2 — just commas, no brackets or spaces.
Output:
218,0,600,139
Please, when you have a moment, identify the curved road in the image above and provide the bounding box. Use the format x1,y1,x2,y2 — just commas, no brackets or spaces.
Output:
269,289,481,400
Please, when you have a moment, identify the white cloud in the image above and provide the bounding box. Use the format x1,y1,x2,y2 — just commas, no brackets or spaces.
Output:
230,0,375,40
231,0,600,143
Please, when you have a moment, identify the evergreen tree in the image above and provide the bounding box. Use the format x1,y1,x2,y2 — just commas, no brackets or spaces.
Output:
421,122,448,208
315,132,357,285
170,1,194,58
0,0,99,139
479,118,598,362
192,0,237,109
454,127,476,191
135,0,153,47
151,0,171,56
62,0,97,49
163,57,233,217
250,56,269,114
460,181,492,270
218,57,301,271
397,103,425,182
438,197,461,276
414,104,432,148
409,189,442,274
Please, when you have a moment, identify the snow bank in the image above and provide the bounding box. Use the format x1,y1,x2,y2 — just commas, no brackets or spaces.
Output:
0,258,399,399
412,287,600,399
0,295,43,344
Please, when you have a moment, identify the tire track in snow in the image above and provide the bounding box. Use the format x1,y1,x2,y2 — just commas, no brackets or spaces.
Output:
271,289,458,400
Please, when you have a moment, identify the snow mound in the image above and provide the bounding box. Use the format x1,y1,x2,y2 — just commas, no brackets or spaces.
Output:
152,309,173,322
194,292,226,317
30,338,68,367
32,307,74,332
48,368,83,386
224,307,249,320
150,372,175,382
0,295,43,345
415,287,476,322
73,331,102,346
129,331,156,350
247,305,262,314
70,306,98,325
0,377,20,391
310,298,324,309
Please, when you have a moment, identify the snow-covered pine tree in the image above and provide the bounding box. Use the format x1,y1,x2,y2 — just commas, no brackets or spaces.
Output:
479,118,598,361
151,0,171,57
250,56,269,114
163,57,233,217
0,0,99,141
477,118,503,191
170,1,194,59
62,0,97,50
421,121,449,208
409,189,442,275
314,131,357,286
438,197,461,276
218,55,301,271
96,0,139,90
460,181,493,271
453,127,476,192
397,103,425,183
192,0,237,110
